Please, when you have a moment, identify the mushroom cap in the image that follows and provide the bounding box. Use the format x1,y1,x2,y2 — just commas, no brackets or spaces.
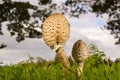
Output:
42,13,70,49
72,40,89,63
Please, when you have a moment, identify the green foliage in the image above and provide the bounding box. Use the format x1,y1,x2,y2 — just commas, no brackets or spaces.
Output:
81,55,120,80
0,61,74,80
0,44,120,80
0,53,120,80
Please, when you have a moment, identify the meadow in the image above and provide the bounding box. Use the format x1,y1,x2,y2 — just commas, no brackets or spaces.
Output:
0,44,120,80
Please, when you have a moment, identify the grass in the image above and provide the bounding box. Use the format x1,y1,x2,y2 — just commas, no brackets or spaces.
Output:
81,54,120,80
0,44,120,80
0,54,120,80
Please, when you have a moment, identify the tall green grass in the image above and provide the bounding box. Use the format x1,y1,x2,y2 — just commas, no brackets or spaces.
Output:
0,55,120,80
0,44,120,80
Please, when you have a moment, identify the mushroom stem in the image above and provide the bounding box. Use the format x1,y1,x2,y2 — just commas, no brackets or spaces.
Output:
76,62,84,77
56,47,71,71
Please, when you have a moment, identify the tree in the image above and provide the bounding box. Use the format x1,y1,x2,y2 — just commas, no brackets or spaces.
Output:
0,0,41,42
0,43,7,49
0,0,120,45
63,0,120,44
91,0,120,44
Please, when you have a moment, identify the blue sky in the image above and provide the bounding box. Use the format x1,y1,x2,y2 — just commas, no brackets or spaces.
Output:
0,0,120,65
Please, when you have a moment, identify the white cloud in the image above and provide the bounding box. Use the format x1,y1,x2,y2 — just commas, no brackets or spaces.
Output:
0,38,56,65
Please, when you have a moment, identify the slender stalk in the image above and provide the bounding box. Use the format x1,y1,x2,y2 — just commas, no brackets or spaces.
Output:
77,62,84,77
56,47,71,71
